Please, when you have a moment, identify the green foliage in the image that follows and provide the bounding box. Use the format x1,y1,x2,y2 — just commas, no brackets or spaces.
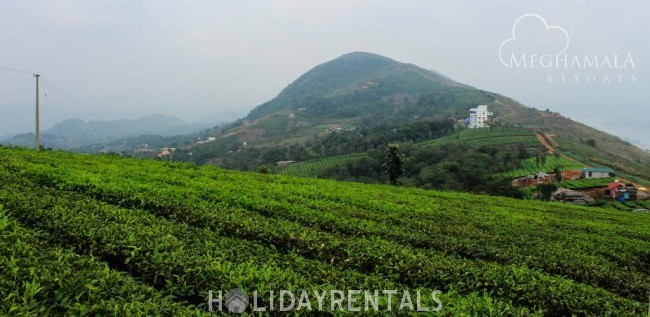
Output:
584,138,597,147
0,206,206,316
558,177,615,189
554,136,650,181
590,200,650,212
384,144,404,185
553,167,563,182
278,154,366,178
502,156,585,178
0,147,648,315
279,128,537,196
537,183,558,201
417,127,540,149
257,165,272,174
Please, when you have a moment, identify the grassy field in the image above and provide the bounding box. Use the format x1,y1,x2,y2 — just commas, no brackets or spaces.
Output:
0,146,649,315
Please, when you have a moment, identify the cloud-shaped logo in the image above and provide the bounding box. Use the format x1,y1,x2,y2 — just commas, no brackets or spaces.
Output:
499,13,570,67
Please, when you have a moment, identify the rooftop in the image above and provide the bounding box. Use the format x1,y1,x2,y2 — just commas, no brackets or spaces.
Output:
607,182,626,190
582,167,615,173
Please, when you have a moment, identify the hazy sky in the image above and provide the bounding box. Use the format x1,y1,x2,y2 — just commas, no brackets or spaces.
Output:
1,1,648,148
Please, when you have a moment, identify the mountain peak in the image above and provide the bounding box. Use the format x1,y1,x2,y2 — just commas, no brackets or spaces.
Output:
335,51,398,63
247,52,456,118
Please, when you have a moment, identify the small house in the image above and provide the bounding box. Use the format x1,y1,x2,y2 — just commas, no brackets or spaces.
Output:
605,181,637,202
581,167,615,179
276,160,296,168
552,188,595,205
511,172,558,188
327,124,342,132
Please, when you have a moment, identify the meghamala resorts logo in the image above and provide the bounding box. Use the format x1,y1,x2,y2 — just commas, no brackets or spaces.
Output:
498,13,636,84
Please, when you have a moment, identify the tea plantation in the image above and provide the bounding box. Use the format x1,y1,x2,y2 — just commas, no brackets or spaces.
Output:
0,147,649,315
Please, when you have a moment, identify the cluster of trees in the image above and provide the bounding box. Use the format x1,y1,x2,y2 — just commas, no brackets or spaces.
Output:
216,118,456,171
318,143,528,198
211,117,531,198
310,119,456,157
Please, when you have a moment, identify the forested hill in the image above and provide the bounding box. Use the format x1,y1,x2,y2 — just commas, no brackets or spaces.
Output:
247,51,464,119
183,52,649,174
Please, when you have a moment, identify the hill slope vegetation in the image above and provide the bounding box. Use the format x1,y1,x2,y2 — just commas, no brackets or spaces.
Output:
178,52,648,179
0,146,649,315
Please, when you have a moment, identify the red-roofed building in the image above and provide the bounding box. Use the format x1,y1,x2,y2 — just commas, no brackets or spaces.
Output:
605,181,637,202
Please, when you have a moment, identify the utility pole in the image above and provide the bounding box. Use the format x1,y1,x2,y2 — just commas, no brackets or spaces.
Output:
34,73,40,150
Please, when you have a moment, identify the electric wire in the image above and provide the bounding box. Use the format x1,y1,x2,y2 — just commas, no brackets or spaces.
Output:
0,65,34,75
41,84,64,138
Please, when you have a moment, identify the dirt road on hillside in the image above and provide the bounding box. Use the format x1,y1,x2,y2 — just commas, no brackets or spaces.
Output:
536,133,590,167
494,99,517,120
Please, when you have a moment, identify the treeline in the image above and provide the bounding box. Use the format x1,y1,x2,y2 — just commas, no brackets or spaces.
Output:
215,119,533,198
319,143,528,198
217,118,456,170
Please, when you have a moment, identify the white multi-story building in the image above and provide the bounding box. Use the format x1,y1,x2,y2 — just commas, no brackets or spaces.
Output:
468,105,493,128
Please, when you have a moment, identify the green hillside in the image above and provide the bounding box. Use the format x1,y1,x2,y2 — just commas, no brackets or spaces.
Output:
416,127,540,149
595,200,650,212
557,177,616,190
1,146,649,315
502,156,585,178
246,52,464,119
277,127,543,182
552,135,650,182
77,52,649,181
278,153,366,177
184,52,497,161
197,52,649,179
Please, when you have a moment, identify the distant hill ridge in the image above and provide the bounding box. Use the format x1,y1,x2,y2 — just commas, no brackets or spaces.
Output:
2,114,214,150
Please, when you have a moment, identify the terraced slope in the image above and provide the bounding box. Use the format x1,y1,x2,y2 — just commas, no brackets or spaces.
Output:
417,127,541,149
0,147,648,315
278,153,366,177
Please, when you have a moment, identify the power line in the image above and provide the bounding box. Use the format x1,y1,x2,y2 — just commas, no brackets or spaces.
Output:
0,65,34,75
41,78,129,139
0,66,41,149
41,78,101,118
41,84,63,138
4,71,141,149
35,74,40,150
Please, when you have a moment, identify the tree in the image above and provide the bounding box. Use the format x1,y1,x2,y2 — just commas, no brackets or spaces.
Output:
553,167,563,182
257,165,271,174
384,144,404,185
503,152,513,168
538,183,558,201
517,144,528,159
